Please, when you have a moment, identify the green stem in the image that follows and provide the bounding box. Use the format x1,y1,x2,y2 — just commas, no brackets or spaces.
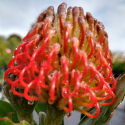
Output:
39,104,65,125
39,112,46,125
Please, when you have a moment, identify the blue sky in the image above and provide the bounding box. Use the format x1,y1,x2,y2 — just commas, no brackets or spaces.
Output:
0,0,125,52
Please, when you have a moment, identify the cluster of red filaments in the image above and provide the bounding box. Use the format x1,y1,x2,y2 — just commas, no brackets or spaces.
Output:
4,3,116,118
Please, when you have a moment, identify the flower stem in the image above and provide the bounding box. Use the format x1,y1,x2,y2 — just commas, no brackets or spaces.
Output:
39,104,65,125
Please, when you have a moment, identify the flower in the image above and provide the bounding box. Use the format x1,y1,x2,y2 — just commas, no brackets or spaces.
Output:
6,48,11,53
4,3,116,118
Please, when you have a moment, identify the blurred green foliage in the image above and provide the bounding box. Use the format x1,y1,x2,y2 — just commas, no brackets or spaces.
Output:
0,34,21,68
112,52,125,78
0,34,22,84
0,68,4,82
112,61,125,78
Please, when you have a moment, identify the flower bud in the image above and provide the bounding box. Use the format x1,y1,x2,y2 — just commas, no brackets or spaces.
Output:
4,3,116,118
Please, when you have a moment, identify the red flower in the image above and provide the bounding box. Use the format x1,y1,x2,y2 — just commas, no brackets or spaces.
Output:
5,3,116,118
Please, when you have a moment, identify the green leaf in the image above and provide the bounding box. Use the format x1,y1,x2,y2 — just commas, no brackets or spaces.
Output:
35,102,47,115
6,112,15,120
78,75,125,125
0,117,30,125
80,107,95,120
80,114,85,120
0,100,19,123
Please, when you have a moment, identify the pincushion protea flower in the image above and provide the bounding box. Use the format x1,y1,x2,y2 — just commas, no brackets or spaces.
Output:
4,3,116,118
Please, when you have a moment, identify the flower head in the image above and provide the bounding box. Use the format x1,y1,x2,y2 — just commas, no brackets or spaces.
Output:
5,3,116,118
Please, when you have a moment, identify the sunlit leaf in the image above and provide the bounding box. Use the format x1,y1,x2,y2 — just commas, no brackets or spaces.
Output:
0,117,30,125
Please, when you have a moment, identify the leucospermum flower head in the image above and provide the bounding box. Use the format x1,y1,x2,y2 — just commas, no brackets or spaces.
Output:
5,3,116,118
